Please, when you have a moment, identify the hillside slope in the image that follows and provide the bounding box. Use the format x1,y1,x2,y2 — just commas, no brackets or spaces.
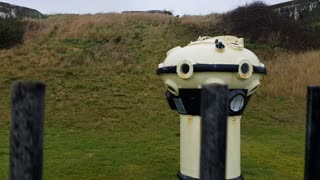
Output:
0,14,217,129
0,14,318,179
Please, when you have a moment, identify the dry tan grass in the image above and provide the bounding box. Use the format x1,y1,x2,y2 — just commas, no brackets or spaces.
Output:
261,50,320,97
23,13,222,42
23,13,177,41
179,14,221,29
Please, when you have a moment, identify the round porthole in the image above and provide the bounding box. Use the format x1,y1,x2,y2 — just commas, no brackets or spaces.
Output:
177,59,194,79
240,63,249,74
230,94,245,113
181,64,190,74
238,60,253,79
228,90,247,115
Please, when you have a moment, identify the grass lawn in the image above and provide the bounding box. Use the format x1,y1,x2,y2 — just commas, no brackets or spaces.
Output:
0,95,307,180
0,14,313,179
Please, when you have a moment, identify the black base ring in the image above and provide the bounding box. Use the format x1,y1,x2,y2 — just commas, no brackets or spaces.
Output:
177,171,244,180
177,172,199,180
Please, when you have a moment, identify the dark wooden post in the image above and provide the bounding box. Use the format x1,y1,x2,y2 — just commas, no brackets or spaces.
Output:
305,86,320,180
200,84,228,180
10,81,46,180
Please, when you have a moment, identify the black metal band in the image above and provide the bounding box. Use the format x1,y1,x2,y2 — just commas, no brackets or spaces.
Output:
165,89,251,116
156,64,267,75
193,64,239,73
157,66,176,75
229,175,244,180
253,65,267,74
166,89,250,116
177,171,244,180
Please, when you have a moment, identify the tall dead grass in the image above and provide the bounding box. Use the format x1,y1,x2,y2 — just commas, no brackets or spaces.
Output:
23,13,177,41
23,13,222,42
179,14,221,29
261,50,320,97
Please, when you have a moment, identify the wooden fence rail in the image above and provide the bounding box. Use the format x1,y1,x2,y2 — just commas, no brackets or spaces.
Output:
9,81,45,180
305,86,320,180
200,84,228,180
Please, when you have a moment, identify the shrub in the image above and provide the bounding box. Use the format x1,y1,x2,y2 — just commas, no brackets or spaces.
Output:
301,6,320,32
222,1,320,50
0,18,25,48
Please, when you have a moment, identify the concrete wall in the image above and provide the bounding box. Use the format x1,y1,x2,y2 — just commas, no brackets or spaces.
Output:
0,2,43,19
270,0,320,20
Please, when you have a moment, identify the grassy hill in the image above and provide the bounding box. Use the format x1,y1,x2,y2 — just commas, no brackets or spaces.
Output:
0,13,319,179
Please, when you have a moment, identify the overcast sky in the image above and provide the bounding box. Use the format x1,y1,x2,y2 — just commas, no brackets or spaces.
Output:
3,0,290,15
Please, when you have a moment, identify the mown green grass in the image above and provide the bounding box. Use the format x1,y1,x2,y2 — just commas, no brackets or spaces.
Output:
0,95,307,180
0,14,309,179
241,96,306,179
0,95,306,180
0,126,180,180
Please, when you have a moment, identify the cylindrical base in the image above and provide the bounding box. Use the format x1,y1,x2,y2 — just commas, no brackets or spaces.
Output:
180,115,201,178
179,115,241,179
226,116,241,179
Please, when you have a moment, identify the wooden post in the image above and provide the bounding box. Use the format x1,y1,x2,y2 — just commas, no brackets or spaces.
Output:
305,86,320,180
9,81,45,180
200,84,228,180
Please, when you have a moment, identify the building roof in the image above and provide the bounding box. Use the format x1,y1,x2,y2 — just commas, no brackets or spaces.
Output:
270,0,317,9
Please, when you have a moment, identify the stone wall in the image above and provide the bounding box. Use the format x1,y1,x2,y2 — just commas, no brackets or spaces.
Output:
270,0,320,20
0,1,43,19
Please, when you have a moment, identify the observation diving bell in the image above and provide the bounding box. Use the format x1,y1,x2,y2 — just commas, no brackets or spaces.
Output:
156,36,266,180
